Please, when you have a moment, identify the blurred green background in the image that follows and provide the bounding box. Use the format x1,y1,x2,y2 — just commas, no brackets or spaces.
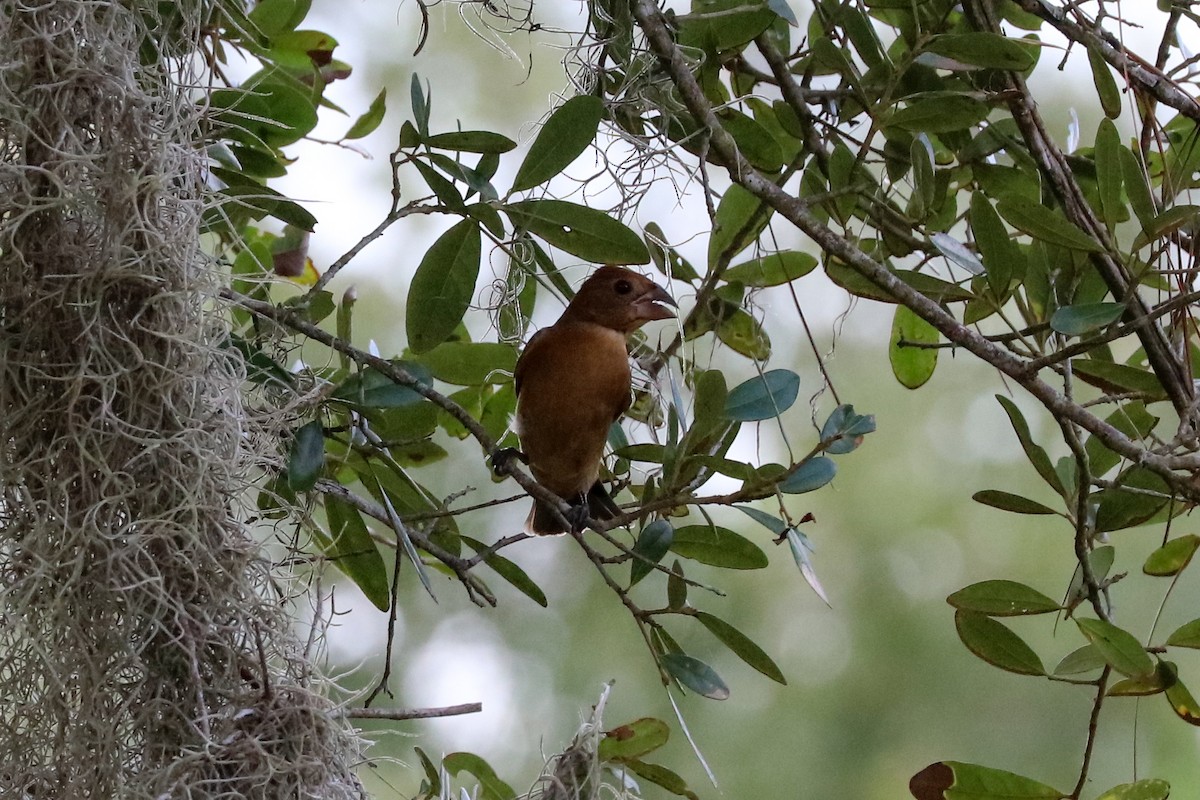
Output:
274,3,1200,797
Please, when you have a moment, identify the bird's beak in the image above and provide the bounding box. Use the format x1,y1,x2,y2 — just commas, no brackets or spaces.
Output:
633,282,678,321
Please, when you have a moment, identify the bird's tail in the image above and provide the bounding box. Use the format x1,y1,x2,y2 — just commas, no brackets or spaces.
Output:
525,481,620,535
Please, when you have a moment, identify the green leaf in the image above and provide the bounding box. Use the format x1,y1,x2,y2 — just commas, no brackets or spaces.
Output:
931,232,985,275
947,580,1060,616
996,197,1102,252
1049,302,1124,336
410,73,430,137
890,305,938,389
1094,465,1171,532
670,525,768,570
696,611,786,684
1108,666,1170,697
247,0,310,39
598,717,671,761
786,527,830,606
661,653,730,700
720,108,785,172
1143,534,1200,577
1166,618,1200,648
969,192,1021,294
972,490,1058,515
1053,645,1106,676
1095,118,1124,226
618,759,699,800
925,32,1035,71
406,219,482,354
954,610,1045,676
320,497,390,612
287,419,325,491
333,364,429,409
442,752,516,800
1087,46,1122,119
645,221,700,282
1076,617,1154,677
416,342,518,385
888,94,990,134
723,250,817,286
1095,780,1171,800
462,536,547,607
1132,204,1200,250
779,456,836,494
995,395,1064,496
512,95,604,191
344,87,386,140
909,761,1065,800
413,159,465,211
716,308,771,360
504,200,650,264
414,747,442,795
1083,402,1158,478
1120,147,1157,230
1162,661,1200,725
667,560,687,610
723,369,800,421
1071,360,1165,400
820,404,876,454
425,130,517,153
708,183,771,267
630,520,674,586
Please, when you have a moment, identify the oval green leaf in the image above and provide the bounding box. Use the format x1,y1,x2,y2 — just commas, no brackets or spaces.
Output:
416,341,518,385
723,369,800,421
512,95,604,192
1076,617,1154,677
696,612,787,684
723,251,817,286
669,525,768,570
504,199,649,264
1095,779,1171,800
996,197,1102,252
406,219,482,354
287,419,325,491
954,610,1045,676
597,717,671,761
972,489,1058,515
321,496,390,612
1053,644,1106,677
344,87,387,140
910,761,1065,800
1050,302,1124,336
947,580,1060,617
888,94,990,134
1143,534,1200,577
925,32,1035,71
425,130,517,153
779,456,836,494
890,304,939,389
630,520,674,586
1165,618,1200,649
661,653,730,700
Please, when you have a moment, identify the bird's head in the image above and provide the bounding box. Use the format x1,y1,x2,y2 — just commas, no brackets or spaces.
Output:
562,265,678,333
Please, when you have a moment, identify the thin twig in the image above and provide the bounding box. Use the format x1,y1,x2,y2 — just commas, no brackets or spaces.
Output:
346,703,482,721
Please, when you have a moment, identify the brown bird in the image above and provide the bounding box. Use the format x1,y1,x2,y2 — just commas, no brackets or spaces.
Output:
512,265,677,535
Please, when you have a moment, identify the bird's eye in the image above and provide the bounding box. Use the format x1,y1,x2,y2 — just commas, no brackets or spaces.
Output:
614,279,633,295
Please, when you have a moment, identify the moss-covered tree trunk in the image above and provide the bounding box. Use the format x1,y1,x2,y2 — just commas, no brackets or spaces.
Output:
0,3,362,796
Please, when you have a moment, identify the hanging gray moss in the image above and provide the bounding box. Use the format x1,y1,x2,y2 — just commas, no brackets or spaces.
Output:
0,2,364,797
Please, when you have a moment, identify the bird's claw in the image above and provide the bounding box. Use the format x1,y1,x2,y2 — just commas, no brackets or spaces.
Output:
564,502,591,534
490,446,528,476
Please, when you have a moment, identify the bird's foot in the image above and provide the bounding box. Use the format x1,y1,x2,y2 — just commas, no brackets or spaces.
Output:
489,446,528,476
564,501,591,535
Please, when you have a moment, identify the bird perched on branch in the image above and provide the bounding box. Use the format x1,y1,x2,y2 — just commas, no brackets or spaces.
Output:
511,265,677,535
